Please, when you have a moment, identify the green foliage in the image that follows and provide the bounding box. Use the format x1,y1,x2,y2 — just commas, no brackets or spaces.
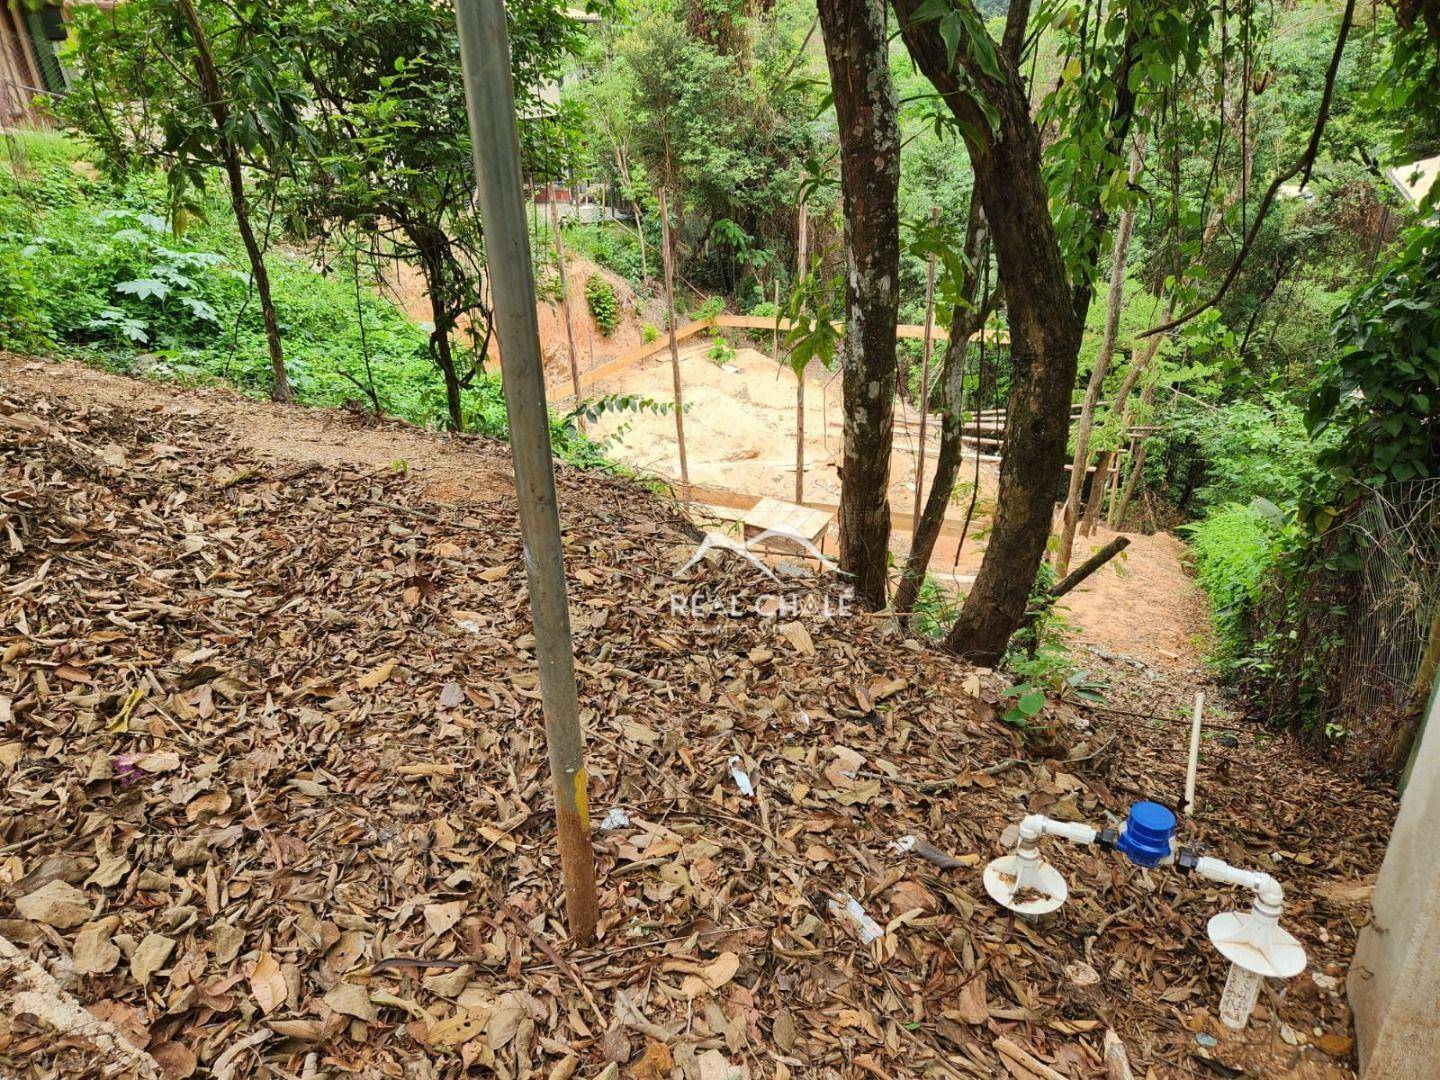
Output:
909,574,963,640
0,246,53,352
642,323,660,343
564,392,683,455
577,0,821,295
706,336,736,365
1174,398,1325,514
59,0,313,220
1186,499,1287,661
0,136,602,466
564,221,648,285
584,274,621,335
782,260,842,378
1000,684,1047,729
1307,226,1440,520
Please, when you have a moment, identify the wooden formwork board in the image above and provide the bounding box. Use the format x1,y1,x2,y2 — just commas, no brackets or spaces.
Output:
740,497,834,556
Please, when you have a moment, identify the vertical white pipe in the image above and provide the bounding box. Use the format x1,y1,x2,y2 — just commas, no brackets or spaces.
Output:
1184,691,1204,816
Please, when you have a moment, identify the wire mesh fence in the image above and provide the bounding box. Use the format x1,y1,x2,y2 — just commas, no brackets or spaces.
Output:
1245,478,1440,770
1328,479,1440,729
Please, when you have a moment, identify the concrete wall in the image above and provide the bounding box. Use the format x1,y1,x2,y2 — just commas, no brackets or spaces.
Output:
1349,678,1440,1075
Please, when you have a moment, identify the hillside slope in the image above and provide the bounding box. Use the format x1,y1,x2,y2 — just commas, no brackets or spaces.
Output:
0,356,1393,1079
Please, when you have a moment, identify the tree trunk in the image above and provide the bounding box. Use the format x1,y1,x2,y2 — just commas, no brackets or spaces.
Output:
411,227,465,432
1080,326,1160,535
894,304,972,614
895,0,1084,664
658,186,690,485
1106,315,1167,527
548,200,583,407
817,0,900,611
633,203,649,284
175,0,290,403
1055,138,1144,576
1080,448,1115,534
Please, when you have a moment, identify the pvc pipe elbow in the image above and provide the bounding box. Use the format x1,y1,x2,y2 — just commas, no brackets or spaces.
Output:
1195,858,1285,907
1019,814,1098,846
1043,818,1099,845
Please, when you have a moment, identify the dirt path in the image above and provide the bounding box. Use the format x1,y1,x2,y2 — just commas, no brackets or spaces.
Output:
2,353,517,509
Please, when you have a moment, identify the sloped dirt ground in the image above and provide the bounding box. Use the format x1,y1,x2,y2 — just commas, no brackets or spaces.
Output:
0,356,1397,1079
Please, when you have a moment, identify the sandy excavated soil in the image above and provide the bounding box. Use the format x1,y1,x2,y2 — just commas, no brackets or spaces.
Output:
585,340,1206,671
588,341,977,513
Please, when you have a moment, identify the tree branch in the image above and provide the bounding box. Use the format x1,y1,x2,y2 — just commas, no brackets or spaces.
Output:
1137,0,1356,338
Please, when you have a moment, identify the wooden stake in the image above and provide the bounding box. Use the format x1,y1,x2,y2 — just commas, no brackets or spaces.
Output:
548,199,583,412
658,186,689,486
1184,691,1204,816
793,202,809,504
771,278,780,364
912,205,939,528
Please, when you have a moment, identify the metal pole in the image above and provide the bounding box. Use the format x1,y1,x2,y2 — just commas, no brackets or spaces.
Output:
794,203,808,504
454,0,598,943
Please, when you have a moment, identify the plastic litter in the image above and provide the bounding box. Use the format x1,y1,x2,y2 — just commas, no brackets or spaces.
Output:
598,807,631,830
727,755,755,797
891,834,966,870
828,891,884,944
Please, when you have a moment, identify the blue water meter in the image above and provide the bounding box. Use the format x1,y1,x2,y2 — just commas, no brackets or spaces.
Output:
1116,801,1177,867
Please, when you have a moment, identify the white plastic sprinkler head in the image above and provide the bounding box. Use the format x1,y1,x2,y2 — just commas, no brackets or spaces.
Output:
1207,878,1306,1030
984,819,1069,916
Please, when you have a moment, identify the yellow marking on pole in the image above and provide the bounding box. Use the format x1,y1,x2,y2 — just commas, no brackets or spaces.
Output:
573,766,590,831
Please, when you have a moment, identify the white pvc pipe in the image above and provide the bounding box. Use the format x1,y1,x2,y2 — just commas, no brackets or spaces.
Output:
1184,691,1204,816
1194,856,1283,905
1020,814,1099,846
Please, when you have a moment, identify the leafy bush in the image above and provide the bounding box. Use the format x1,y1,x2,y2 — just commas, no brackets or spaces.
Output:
706,336,736,365
693,295,725,321
1186,499,1287,661
642,323,660,342
564,222,646,284
0,247,53,351
1173,399,1323,514
1307,226,1440,520
584,274,621,335
1,134,605,467
909,573,961,640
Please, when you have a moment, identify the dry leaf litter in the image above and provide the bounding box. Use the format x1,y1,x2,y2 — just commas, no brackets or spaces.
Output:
0,375,1397,1079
